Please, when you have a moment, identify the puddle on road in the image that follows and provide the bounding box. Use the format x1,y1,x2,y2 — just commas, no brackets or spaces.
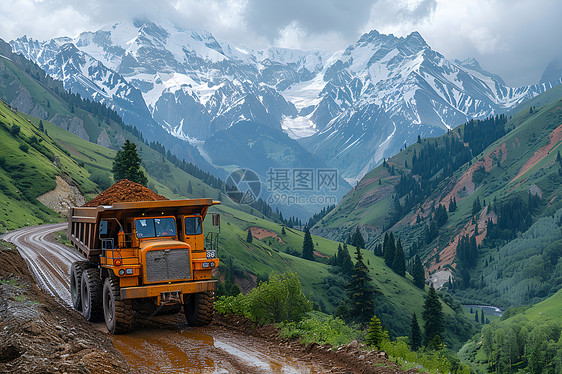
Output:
112,329,217,373
111,327,321,374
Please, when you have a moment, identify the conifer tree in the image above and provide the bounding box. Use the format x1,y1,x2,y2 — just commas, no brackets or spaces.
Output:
374,243,383,257
302,228,314,261
384,232,396,267
366,315,388,349
475,311,479,322
112,139,147,185
412,255,425,289
351,226,365,249
339,243,354,276
472,196,482,216
422,284,444,347
347,246,375,324
246,228,253,243
187,180,193,194
480,309,485,323
410,313,422,351
392,239,406,276
281,226,286,235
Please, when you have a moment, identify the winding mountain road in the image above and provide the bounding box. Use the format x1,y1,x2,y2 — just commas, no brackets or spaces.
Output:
1,224,333,374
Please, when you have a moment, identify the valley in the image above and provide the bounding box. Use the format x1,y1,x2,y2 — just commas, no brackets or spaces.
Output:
0,8,561,372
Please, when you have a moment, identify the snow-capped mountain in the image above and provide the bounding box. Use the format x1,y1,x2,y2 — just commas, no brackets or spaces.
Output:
10,20,561,183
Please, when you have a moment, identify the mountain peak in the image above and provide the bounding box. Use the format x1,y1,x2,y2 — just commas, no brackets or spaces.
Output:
540,57,562,85
356,30,393,46
402,31,428,53
456,57,506,85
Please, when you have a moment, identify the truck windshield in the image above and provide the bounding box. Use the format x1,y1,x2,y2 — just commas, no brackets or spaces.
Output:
184,216,202,235
135,217,176,238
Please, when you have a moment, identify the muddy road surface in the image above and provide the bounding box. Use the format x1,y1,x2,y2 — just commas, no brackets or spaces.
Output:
2,224,359,374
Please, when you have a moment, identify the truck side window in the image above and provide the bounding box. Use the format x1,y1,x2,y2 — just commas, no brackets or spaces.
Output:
99,220,108,235
135,219,155,238
185,216,202,235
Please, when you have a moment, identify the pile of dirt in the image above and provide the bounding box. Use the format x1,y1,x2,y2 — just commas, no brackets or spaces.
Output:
213,314,415,373
83,179,168,207
0,241,131,373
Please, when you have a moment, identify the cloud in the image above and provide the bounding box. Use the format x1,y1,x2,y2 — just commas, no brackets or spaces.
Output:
361,0,562,85
0,0,560,86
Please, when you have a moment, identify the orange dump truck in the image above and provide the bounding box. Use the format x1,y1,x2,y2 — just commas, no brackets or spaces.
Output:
68,199,220,333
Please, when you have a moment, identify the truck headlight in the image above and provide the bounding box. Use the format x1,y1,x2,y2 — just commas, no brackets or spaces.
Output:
206,250,217,259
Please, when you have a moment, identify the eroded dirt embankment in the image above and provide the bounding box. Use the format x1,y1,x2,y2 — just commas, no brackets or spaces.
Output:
0,241,131,374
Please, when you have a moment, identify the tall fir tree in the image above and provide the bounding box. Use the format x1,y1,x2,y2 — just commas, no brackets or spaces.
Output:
412,255,425,289
480,309,485,324
422,284,444,347
366,315,388,349
351,226,365,249
392,239,406,276
339,243,354,276
410,313,422,351
347,246,376,324
246,228,253,243
384,232,396,267
112,139,148,186
302,228,315,261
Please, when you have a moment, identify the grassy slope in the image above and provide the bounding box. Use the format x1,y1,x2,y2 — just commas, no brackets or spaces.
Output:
519,287,562,324
0,101,97,231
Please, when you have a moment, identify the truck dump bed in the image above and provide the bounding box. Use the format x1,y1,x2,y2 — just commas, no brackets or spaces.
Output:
68,199,219,259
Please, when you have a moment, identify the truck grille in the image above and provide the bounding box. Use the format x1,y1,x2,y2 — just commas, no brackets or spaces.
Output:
146,249,190,283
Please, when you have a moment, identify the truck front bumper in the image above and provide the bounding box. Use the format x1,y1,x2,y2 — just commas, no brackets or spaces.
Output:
120,279,217,300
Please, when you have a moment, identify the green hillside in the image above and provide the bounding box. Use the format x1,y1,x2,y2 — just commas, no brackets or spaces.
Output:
0,99,97,231
314,86,562,304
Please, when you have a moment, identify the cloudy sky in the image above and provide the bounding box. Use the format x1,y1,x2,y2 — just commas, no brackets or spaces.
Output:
0,0,560,86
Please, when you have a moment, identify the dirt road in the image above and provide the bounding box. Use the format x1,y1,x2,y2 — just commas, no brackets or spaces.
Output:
3,224,384,374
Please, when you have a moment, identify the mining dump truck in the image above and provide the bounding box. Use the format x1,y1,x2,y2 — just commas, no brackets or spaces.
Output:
68,199,220,333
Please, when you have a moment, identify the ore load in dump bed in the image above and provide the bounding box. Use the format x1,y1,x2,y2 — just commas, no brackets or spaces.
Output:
82,179,168,207
68,179,221,334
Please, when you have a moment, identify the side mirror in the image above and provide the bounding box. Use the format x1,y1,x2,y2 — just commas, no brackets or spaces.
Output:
212,213,220,227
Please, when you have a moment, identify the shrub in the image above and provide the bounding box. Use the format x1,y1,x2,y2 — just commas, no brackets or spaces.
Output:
215,272,312,325
18,143,29,153
245,272,312,324
279,311,364,346
10,125,20,136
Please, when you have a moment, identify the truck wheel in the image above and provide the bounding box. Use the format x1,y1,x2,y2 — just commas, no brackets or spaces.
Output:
184,291,215,326
70,261,89,311
103,274,133,334
81,268,103,321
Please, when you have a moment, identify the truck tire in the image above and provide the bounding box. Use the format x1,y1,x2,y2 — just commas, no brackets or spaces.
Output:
103,274,133,334
81,268,103,321
70,261,89,311
184,291,215,326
